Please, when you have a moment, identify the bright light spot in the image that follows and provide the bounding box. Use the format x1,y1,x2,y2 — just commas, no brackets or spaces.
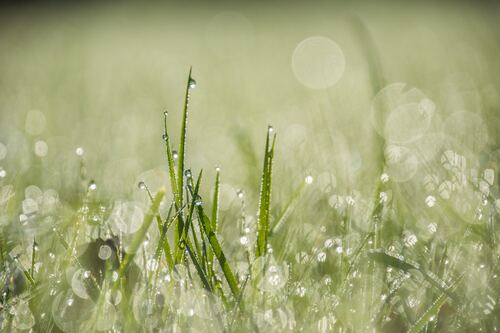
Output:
305,175,314,184
75,147,84,156
239,235,249,245
34,140,48,157
98,245,112,260
425,195,436,207
292,36,346,89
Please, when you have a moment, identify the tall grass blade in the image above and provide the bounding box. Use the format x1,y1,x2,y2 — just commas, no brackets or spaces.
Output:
256,127,276,257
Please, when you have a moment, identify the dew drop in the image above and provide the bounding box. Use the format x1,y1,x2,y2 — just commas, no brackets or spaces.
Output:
317,251,327,262
88,180,97,191
163,110,168,117
324,239,334,248
380,173,389,183
305,175,314,184
379,192,388,203
237,189,244,199
425,195,436,207
98,245,112,260
239,235,249,245
268,125,274,133
0,167,6,178
403,232,418,247
296,286,306,297
34,140,48,157
138,181,146,190
194,195,203,206
75,147,84,156
215,166,220,172
189,78,197,89
172,150,179,160
184,169,192,178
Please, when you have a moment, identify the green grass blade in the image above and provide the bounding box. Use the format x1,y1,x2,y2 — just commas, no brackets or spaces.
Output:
271,181,305,234
115,189,165,288
153,203,174,272
211,168,220,232
407,275,463,333
207,168,220,283
163,111,180,206
184,239,212,292
368,249,419,271
369,249,459,301
256,127,276,257
174,169,202,263
196,205,240,298
177,67,193,211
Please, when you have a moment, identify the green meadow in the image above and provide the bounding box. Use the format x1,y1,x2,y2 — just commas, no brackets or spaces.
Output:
0,2,498,332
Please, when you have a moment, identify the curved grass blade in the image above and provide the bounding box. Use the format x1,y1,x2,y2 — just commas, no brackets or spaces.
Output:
368,249,459,301
270,181,306,235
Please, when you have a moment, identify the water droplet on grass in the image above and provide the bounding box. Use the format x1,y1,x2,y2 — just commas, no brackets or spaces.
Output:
317,251,327,262
138,181,146,190
239,235,249,245
88,180,97,191
425,195,436,207
98,245,112,260
324,239,334,248
305,175,313,184
0,167,6,178
403,232,418,247
189,78,197,89
75,147,84,156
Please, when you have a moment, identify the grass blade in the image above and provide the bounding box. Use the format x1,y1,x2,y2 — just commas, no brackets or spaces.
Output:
407,275,463,333
115,189,165,288
196,205,240,298
177,67,193,212
256,126,276,257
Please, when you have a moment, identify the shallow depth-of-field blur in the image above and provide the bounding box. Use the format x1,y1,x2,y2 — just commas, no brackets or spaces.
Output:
0,2,499,332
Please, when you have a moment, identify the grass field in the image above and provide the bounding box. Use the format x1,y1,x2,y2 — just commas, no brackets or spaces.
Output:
0,2,499,332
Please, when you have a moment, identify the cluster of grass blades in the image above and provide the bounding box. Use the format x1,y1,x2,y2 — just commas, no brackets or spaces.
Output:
0,65,498,333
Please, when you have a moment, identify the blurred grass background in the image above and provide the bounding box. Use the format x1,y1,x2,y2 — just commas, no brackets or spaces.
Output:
0,1,499,203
